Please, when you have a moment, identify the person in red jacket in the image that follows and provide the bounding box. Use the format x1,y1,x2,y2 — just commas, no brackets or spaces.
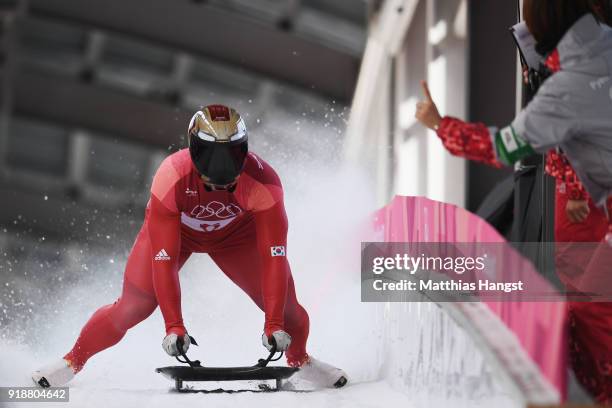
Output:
414,49,612,403
32,104,348,389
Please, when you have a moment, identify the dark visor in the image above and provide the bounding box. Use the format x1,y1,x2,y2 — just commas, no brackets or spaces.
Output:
189,136,248,185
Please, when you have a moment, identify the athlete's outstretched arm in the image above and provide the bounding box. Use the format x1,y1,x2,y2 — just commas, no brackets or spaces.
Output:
254,201,290,337
148,195,185,336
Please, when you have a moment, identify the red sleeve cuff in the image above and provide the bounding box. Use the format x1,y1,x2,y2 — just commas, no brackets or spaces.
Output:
436,116,502,168
566,183,587,201
545,151,588,201
166,326,186,337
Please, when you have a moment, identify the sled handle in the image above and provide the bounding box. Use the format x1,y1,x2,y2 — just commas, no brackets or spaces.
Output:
255,337,284,367
175,336,201,367
171,335,282,368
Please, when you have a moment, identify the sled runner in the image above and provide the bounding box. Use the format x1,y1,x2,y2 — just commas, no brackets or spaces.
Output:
156,336,299,392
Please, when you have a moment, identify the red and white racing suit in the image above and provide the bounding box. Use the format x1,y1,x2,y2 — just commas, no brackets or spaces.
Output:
64,149,310,371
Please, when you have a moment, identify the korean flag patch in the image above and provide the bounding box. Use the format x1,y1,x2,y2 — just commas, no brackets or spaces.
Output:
270,246,286,257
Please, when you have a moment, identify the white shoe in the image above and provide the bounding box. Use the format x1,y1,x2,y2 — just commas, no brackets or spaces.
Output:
32,359,75,388
294,356,348,388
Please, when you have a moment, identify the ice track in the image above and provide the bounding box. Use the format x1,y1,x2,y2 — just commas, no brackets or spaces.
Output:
0,252,518,408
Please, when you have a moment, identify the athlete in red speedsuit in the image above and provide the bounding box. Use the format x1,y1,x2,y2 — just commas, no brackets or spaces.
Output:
65,149,309,366
32,105,347,389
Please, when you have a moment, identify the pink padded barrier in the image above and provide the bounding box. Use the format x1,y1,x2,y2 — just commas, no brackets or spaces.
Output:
371,195,567,399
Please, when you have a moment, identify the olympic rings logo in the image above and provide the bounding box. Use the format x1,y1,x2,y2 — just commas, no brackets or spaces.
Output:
190,201,243,220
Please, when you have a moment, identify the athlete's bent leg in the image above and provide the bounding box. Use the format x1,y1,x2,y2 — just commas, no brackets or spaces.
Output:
63,281,157,372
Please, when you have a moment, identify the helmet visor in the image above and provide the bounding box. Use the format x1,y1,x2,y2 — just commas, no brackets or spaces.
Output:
189,136,248,185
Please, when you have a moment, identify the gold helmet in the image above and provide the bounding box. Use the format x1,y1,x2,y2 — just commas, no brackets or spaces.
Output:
188,104,248,188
